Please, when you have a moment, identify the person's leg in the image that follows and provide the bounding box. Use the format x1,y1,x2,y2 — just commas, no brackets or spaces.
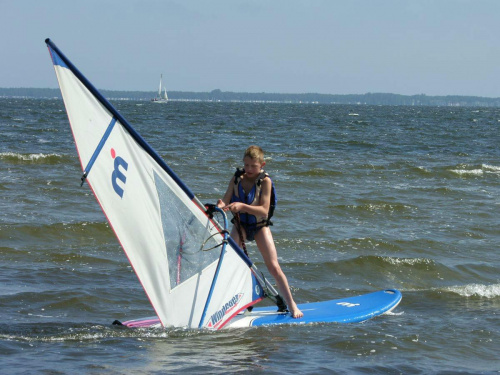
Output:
254,227,303,318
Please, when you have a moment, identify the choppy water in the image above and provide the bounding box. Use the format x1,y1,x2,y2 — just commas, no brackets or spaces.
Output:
1,98,499,374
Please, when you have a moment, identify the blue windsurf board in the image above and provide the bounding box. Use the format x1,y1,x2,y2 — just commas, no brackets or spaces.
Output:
116,289,402,329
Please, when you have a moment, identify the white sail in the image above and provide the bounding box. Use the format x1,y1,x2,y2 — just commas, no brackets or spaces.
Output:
46,39,264,329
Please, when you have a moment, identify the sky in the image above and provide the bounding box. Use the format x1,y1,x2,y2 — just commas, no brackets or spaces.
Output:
1,0,500,97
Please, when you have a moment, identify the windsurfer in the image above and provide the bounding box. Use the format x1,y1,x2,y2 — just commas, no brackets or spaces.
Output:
217,145,303,319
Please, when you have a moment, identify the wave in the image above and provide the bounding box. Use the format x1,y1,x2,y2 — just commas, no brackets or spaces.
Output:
356,162,434,177
442,283,500,298
350,161,500,180
0,152,65,164
341,255,438,274
0,323,199,343
286,255,498,291
449,168,484,177
331,202,416,214
293,168,343,177
1,221,114,252
281,255,438,279
448,163,500,177
346,140,376,148
3,221,111,236
358,163,386,170
274,151,315,159
482,164,500,173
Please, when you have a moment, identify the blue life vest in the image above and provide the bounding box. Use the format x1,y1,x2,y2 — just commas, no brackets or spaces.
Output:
231,168,276,227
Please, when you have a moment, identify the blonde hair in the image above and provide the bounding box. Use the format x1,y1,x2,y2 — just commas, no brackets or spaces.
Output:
243,145,265,164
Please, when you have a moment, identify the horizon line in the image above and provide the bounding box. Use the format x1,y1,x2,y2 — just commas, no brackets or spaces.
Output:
1,87,500,99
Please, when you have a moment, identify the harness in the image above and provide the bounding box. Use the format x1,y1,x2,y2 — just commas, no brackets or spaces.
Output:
231,168,276,227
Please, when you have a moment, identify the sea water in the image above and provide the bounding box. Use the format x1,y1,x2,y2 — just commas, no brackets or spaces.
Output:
1,98,499,374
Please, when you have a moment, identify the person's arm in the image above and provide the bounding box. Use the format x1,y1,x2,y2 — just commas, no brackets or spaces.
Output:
217,176,235,208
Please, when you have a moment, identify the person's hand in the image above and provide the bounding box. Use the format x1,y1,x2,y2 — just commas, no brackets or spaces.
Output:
222,202,243,213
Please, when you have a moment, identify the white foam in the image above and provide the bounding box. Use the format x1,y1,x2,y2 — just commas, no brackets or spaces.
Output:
384,257,433,266
444,283,500,298
482,164,500,173
450,164,500,176
450,168,483,176
0,152,62,161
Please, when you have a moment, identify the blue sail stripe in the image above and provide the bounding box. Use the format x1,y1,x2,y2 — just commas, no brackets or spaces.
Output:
47,45,68,69
82,117,117,179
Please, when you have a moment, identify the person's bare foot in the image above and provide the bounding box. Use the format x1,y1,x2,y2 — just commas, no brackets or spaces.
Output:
290,304,303,318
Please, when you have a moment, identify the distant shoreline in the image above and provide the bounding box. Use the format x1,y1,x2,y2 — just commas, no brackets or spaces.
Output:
1,87,500,107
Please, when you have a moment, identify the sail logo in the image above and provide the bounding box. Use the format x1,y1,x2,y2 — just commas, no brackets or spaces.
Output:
337,302,360,308
110,148,128,198
207,293,243,329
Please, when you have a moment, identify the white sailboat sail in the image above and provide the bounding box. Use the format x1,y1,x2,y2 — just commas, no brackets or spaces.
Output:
45,39,266,329
153,74,168,102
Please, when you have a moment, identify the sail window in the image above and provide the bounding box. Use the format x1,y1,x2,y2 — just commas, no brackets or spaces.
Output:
154,172,220,290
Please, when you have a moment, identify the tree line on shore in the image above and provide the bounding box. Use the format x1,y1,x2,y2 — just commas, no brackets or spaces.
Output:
2,87,500,107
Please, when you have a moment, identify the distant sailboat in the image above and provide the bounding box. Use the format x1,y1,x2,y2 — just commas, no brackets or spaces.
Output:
152,74,168,103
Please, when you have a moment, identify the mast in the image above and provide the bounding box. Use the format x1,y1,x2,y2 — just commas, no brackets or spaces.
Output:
158,74,162,98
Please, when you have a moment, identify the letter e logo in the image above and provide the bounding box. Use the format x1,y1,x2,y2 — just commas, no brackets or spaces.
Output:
111,148,128,198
